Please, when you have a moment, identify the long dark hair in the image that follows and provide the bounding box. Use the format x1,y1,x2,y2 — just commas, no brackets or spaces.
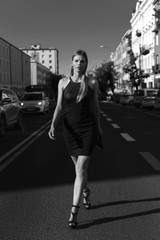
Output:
71,50,89,102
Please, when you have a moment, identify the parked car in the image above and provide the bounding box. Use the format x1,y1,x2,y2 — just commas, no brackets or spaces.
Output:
119,94,134,106
154,90,160,110
20,92,49,114
141,91,158,109
0,88,22,137
133,88,159,108
112,93,124,103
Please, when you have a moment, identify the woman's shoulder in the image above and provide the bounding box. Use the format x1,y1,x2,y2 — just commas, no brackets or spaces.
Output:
59,77,70,89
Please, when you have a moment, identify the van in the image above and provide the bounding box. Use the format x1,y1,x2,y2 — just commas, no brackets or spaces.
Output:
133,88,159,108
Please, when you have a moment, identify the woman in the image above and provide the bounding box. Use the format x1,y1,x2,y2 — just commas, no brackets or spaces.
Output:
48,50,102,228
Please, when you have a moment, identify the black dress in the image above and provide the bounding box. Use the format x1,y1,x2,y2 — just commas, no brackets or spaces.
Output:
63,78,97,156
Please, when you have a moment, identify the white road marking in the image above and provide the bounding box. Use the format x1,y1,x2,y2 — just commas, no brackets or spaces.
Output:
106,118,112,122
139,152,160,171
120,133,136,142
0,120,51,171
111,123,121,129
102,113,108,117
0,131,44,172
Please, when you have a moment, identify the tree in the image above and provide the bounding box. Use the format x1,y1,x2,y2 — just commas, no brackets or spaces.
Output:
49,73,65,99
93,61,117,99
123,31,149,90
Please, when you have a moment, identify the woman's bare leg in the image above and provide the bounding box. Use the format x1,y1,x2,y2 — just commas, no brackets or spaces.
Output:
69,155,90,222
71,155,89,192
73,155,90,205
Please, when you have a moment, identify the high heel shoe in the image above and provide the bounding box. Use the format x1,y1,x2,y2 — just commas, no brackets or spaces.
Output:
68,205,80,228
83,188,91,209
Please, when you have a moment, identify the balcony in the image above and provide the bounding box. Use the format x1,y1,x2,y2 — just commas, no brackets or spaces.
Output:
140,46,150,55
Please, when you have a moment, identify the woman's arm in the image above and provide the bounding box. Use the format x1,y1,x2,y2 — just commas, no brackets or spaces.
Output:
48,79,64,140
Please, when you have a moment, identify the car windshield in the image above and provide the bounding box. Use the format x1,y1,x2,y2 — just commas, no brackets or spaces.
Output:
146,91,157,97
23,93,42,101
134,90,144,96
123,94,132,97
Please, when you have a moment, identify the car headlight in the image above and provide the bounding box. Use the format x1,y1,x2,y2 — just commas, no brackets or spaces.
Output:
38,101,42,106
21,102,24,106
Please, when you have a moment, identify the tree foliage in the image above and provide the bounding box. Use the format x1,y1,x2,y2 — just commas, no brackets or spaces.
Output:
123,32,149,90
93,61,118,98
48,73,65,99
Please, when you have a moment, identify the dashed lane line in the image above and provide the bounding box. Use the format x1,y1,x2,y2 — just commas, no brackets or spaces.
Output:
139,152,160,171
111,123,121,129
106,118,112,122
120,133,136,142
101,110,160,171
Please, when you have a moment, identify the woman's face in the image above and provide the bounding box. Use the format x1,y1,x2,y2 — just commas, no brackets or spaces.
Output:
72,54,87,74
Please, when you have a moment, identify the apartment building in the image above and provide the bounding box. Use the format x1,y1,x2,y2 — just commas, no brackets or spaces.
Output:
130,0,155,88
111,0,160,91
153,0,160,88
0,37,31,96
111,30,131,91
121,30,132,91
21,44,59,75
30,59,52,86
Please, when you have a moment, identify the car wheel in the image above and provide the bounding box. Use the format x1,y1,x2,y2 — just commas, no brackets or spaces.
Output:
0,115,6,137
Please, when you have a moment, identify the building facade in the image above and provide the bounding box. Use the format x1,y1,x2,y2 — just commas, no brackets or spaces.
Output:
111,0,160,91
30,59,52,86
0,37,31,96
111,30,131,92
120,30,132,92
21,44,59,75
153,0,160,88
130,0,155,88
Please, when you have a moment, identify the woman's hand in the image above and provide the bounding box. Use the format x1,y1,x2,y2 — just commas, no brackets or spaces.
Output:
48,126,56,140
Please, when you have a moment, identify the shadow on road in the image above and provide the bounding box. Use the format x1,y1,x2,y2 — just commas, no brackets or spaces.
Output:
78,206,160,229
89,197,160,209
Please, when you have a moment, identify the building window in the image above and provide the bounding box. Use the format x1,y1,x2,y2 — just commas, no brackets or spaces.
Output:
42,60,45,64
148,82,153,88
49,60,52,63
49,54,52,58
156,54,159,65
156,33,159,46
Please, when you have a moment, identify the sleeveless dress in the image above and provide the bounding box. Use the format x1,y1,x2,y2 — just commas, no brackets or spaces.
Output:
63,78,97,156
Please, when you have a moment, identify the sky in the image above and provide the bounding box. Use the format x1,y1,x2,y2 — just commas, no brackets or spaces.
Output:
0,0,138,75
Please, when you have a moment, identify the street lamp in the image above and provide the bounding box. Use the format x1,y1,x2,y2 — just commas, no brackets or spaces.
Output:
99,45,109,61
100,45,108,48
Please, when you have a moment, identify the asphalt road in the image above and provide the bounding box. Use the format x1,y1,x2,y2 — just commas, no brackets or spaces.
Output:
0,102,160,240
